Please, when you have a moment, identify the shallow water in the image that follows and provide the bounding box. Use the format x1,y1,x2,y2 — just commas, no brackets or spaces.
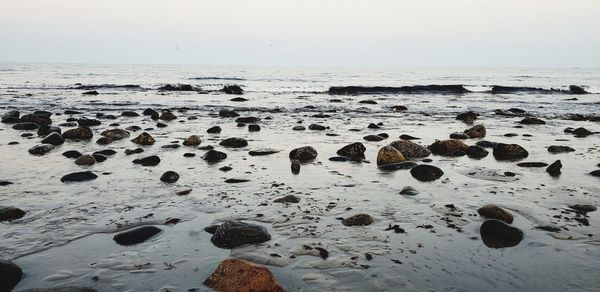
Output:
1,64,599,291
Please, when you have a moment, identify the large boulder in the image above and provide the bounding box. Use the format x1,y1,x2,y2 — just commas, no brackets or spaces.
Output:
210,221,271,249
389,140,431,158
376,145,405,166
289,146,318,163
63,127,93,140
203,259,284,292
0,259,22,291
492,143,529,161
336,142,366,161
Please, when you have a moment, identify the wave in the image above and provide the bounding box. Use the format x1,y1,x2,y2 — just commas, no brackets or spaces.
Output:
188,76,246,81
72,84,146,90
328,85,471,95
490,85,588,94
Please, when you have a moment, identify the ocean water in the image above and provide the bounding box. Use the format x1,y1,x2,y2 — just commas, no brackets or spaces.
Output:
1,63,599,291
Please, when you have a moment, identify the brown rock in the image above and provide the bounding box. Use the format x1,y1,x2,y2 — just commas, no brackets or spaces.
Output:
389,140,431,158
131,132,155,145
477,204,514,224
428,139,469,156
183,135,201,146
62,127,93,140
376,146,405,166
203,258,285,292
464,124,486,138
342,214,374,226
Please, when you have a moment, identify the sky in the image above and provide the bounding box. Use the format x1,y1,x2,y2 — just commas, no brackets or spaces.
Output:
1,0,599,67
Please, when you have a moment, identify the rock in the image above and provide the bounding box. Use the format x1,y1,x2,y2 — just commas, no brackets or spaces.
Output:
590,170,600,177
477,204,514,224
94,149,116,156
376,146,405,166
62,150,82,158
336,142,366,161
291,160,301,174
92,154,107,163
156,122,167,128
492,143,529,161
113,226,162,246
220,137,248,148
545,160,562,177
82,90,99,95
399,134,420,140
400,186,419,196
19,287,97,292
12,122,39,130
159,110,177,121
210,221,271,249
456,111,478,124
131,132,155,145
410,164,444,182
480,219,524,248
389,140,431,158
292,125,306,131
450,132,470,139
0,259,22,291
160,171,180,183
428,140,469,156
219,109,240,118
248,124,261,132
464,124,486,138
222,85,244,95
274,195,300,203
41,132,65,146
476,140,497,148
249,149,280,156
20,113,52,125
37,125,61,136
77,118,101,127
573,127,593,137
342,214,374,226
63,127,93,140
203,259,284,292
520,117,545,125
158,84,197,91
466,145,489,158
126,125,142,132
183,135,201,146
569,85,588,94
101,129,130,140
359,99,377,104
133,155,160,166
568,204,597,213
309,124,327,131
378,161,417,171
28,144,55,155
203,150,228,163
121,111,139,117
367,123,380,129
548,145,575,153
2,110,19,120
235,117,260,124
60,171,98,183
289,146,318,163
225,178,249,183
517,162,548,167
75,154,96,166
143,108,159,120
125,148,144,155
207,126,222,133
0,206,26,222
231,97,247,102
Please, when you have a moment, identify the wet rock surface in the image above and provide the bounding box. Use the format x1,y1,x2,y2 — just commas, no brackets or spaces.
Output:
203,259,284,292
289,146,318,163
477,204,514,224
113,226,162,246
210,221,271,249
342,214,374,226
0,206,26,222
60,171,98,183
480,219,524,248
0,259,22,291
376,145,405,166
410,164,444,182
492,143,529,161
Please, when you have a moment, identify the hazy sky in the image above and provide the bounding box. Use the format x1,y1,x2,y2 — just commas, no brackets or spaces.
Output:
1,0,599,67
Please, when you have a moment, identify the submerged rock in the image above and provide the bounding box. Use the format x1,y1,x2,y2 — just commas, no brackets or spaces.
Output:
450,132,469,139
428,140,469,156
492,143,529,161
203,259,284,292
60,171,98,183
337,142,366,161
210,221,271,249
389,140,431,158
133,155,160,166
248,149,280,156
572,127,593,137
480,219,524,248
113,226,162,246
63,127,93,140
410,164,444,182
377,146,405,166
77,118,101,127
309,124,327,131
219,109,240,118
289,146,318,163
160,171,180,183
456,111,478,124
0,206,26,222
235,116,260,124
131,132,155,145
400,186,419,196
477,204,514,224
363,134,385,142
203,150,228,163
342,214,374,226
220,137,248,148
159,110,177,121
0,259,22,291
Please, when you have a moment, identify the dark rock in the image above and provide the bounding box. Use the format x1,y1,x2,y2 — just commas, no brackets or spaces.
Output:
41,132,65,145
400,186,419,196
94,149,116,156
456,111,478,124
573,127,593,137
492,143,529,161
220,137,248,148
235,117,260,124
160,171,180,183
450,132,470,139
309,124,327,131
429,140,469,156
568,204,597,213
520,117,546,125
367,123,380,129
20,113,52,125
75,154,96,166
133,155,160,166
476,140,497,148
328,85,470,95
183,152,196,157
569,85,588,94
28,144,55,155
400,134,420,140
2,110,19,120
590,170,600,177
329,156,349,162
199,145,214,150
336,142,366,161
274,195,300,203
77,118,101,127
159,110,177,121
183,135,201,146
248,124,261,132
125,148,144,155
156,122,168,128
92,154,107,163
389,140,431,158
289,146,318,163
378,162,418,171
60,171,98,182
219,166,232,172
535,225,561,233
62,150,82,158
230,97,248,102
12,122,39,130
363,135,385,142
37,125,61,136
391,105,408,111
203,150,227,163
410,164,444,182
480,219,524,248
292,126,306,131
121,111,139,117
478,204,514,224
131,132,155,145
548,145,575,153
0,206,26,222
207,126,222,133
0,259,22,291
222,85,244,95
342,214,374,226
101,129,130,140
249,149,280,156
377,145,405,166
219,109,240,118
158,84,197,91
113,226,162,246
378,133,389,138
291,160,301,174
359,99,377,104
546,160,562,177
516,162,548,167
225,178,249,183
464,124,486,138
210,221,271,249
466,145,489,159
143,108,159,120
63,127,93,140
82,90,99,95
